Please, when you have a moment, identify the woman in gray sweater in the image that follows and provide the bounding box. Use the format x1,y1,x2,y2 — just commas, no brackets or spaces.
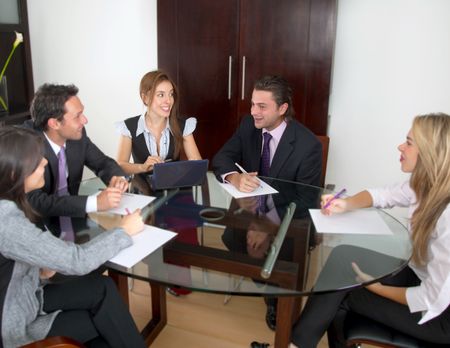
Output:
0,127,146,348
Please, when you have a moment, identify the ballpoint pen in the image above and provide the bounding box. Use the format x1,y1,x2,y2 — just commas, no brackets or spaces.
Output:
234,162,248,174
234,162,263,188
323,188,347,209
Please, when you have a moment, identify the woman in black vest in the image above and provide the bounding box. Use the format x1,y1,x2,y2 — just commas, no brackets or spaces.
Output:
115,70,201,175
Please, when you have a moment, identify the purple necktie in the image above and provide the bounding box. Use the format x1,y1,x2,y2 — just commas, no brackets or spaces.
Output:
259,132,272,177
258,132,272,214
57,147,74,241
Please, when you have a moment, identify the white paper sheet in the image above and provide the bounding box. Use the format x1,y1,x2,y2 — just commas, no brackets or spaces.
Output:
309,209,393,235
107,224,177,268
107,193,156,215
218,180,278,199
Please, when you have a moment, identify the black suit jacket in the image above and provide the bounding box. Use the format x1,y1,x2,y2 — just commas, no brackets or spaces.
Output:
212,115,322,186
24,121,125,217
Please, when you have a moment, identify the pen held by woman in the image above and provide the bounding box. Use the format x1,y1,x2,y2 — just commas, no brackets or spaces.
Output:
321,188,347,215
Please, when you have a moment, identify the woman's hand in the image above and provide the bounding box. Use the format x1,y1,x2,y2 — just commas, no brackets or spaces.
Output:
120,209,144,236
351,262,374,283
320,194,348,215
140,156,164,172
40,268,56,279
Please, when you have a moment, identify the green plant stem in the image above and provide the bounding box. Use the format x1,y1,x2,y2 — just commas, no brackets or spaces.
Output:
0,96,7,111
0,45,19,81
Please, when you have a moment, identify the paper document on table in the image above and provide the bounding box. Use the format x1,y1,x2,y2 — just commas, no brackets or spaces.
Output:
107,193,156,215
107,224,177,268
309,209,392,235
219,180,278,199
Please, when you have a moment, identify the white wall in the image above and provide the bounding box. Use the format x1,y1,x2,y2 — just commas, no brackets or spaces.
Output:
27,1,450,205
327,0,450,196
27,0,157,160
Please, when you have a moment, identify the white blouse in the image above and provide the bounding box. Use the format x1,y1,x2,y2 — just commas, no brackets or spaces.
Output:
368,181,450,324
115,115,197,160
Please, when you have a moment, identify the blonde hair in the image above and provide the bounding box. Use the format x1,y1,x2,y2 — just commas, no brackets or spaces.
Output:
139,70,182,159
409,113,450,265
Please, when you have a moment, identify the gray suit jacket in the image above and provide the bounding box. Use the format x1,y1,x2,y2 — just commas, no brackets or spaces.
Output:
24,121,125,217
0,200,131,348
212,115,322,186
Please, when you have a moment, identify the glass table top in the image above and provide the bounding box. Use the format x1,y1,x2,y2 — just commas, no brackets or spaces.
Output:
70,172,411,297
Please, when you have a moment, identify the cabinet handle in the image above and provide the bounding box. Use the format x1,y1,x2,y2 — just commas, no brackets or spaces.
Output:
228,56,232,100
241,56,246,100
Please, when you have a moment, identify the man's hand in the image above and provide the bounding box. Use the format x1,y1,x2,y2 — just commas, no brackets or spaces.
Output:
109,176,129,193
226,172,260,192
97,187,122,211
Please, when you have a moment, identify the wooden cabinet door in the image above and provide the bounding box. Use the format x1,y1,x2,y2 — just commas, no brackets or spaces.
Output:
158,0,240,162
238,0,336,134
158,0,336,160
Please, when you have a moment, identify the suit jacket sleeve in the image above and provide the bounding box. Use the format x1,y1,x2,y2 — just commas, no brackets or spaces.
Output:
27,131,125,218
212,116,253,182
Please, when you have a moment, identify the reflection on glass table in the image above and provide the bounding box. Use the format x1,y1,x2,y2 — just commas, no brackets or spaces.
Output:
73,172,410,347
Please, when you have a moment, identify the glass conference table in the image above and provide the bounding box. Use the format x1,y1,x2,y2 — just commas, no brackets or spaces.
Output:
74,172,411,348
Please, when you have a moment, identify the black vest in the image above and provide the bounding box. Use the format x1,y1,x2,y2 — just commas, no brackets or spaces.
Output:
124,115,186,171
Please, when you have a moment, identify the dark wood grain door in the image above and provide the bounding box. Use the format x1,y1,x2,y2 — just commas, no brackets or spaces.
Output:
158,0,240,162
158,0,336,161
237,0,336,134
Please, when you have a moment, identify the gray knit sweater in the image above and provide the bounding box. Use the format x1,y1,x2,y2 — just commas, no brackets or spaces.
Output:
0,200,132,348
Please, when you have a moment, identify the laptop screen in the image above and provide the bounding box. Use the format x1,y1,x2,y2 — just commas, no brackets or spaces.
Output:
150,159,209,190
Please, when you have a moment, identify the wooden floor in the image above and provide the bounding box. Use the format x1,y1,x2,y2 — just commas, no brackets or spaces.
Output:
128,279,329,348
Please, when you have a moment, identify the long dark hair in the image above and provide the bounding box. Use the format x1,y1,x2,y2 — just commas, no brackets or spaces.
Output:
0,126,45,221
140,70,183,159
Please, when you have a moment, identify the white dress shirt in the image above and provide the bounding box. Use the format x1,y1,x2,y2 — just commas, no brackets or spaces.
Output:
368,181,450,324
115,115,197,159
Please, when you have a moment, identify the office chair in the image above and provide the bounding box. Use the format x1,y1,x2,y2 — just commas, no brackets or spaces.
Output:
20,336,85,348
316,135,332,189
344,312,448,348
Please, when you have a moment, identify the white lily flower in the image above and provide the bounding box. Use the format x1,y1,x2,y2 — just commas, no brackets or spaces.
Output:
13,31,24,49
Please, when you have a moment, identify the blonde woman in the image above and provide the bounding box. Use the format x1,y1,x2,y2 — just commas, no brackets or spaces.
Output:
251,113,450,348
116,70,201,175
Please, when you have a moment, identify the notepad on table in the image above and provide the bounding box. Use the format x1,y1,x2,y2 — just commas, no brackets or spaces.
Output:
107,193,156,215
309,209,392,235
106,224,177,268
219,180,278,199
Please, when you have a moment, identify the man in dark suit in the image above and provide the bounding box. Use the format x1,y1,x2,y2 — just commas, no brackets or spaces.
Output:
212,75,322,191
213,75,322,333
24,83,128,218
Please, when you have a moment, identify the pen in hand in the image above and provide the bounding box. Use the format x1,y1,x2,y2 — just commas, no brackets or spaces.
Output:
234,162,248,174
323,188,347,209
234,162,262,189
